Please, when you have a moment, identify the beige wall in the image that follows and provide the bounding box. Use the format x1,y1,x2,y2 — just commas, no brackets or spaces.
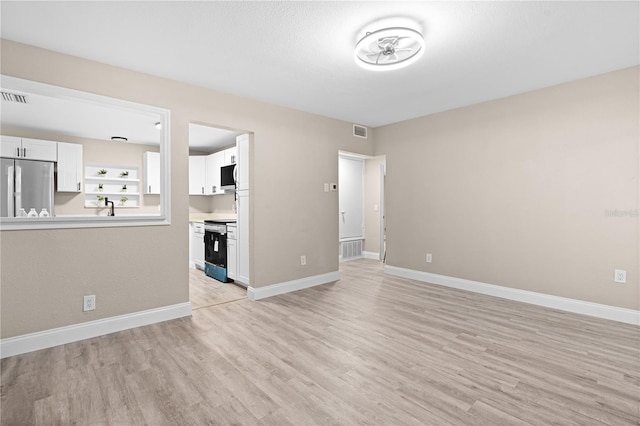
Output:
364,155,385,255
375,67,639,310
0,40,373,338
188,194,235,215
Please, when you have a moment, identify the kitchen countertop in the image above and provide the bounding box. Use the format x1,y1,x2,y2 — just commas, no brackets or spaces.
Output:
189,213,237,223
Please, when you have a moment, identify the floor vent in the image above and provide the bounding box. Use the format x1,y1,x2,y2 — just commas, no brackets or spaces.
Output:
1,91,28,104
341,240,363,260
353,124,368,139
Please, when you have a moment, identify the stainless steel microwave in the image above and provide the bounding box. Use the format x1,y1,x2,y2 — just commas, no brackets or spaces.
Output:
220,164,236,190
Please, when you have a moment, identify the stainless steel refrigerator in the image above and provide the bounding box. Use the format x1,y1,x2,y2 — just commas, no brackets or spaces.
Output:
1,158,54,217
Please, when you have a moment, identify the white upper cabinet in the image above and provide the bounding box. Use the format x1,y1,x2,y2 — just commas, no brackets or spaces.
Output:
21,138,58,161
1,136,57,161
143,151,160,194
205,152,223,195
236,134,249,191
0,136,21,158
57,142,83,192
223,146,237,166
189,147,239,196
189,156,206,195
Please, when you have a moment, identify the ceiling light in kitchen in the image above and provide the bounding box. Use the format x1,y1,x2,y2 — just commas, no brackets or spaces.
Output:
354,27,424,71
111,136,128,142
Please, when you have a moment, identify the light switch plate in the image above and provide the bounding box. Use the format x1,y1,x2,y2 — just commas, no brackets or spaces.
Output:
614,269,626,283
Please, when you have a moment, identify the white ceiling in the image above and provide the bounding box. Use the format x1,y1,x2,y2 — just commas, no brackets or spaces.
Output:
1,1,638,128
188,124,242,152
0,77,240,151
0,88,163,146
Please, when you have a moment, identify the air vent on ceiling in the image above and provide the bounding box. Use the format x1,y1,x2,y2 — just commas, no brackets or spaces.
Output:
1,91,29,104
353,124,368,139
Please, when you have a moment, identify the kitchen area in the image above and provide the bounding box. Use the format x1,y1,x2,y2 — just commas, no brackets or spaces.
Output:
1,76,251,310
188,124,250,307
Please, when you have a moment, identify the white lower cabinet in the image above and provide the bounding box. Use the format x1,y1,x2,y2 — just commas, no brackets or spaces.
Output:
236,191,250,285
190,222,205,269
227,224,237,280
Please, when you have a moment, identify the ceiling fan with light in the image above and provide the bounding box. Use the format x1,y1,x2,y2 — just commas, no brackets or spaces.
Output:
354,27,425,71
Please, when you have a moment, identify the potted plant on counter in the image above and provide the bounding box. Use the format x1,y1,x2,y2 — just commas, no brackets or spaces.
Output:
96,195,105,206
98,169,107,177
121,184,127,192
98,183,104,192
120,196,128,206
119,171,129,178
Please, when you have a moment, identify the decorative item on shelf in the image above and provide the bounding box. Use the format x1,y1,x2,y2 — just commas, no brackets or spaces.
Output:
96,195,105,206
98,169,108,176
98,183,104,192
120,171,129,178
120,196,128,206
121,184,127,192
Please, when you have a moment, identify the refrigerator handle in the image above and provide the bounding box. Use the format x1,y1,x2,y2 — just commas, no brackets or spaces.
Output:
14,165,22,212
7,165,15,217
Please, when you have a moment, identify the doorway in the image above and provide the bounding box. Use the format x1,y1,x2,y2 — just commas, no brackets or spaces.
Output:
338,152,386,262
187,123,246,309
339,155,365,241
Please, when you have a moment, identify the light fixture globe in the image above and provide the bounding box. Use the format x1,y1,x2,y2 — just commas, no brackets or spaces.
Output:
354,27,424,71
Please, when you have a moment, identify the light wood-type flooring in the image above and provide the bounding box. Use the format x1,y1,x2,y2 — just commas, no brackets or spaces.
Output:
189,267,247,310
2,259,639,425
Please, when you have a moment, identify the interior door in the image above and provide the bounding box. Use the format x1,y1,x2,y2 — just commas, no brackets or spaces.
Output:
339,156,364,240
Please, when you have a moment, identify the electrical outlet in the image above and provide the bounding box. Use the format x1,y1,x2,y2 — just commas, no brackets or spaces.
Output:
330,183,337,192
614,269,627,283
300,255,307,266
426,253,432,263
83,295,96,311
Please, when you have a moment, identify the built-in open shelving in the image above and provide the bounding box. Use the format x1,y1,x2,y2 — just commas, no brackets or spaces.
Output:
84,165,140,208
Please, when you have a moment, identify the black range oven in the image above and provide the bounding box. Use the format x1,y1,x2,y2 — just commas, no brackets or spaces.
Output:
204,221,230,282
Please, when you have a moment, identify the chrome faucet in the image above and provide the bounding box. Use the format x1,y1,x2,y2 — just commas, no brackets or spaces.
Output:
104,197,115,216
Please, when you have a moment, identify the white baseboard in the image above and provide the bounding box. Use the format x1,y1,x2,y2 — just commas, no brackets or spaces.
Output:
248,271,340,301
384,266,639,326
339,255,364,263
0,302,192,359
363,251,380,260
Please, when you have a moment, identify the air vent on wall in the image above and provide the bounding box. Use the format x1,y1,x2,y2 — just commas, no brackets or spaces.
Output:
353,124,368,139
1,91,28,104
341,240,363,260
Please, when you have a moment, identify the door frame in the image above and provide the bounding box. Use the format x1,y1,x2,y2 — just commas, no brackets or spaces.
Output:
338,152,366,241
